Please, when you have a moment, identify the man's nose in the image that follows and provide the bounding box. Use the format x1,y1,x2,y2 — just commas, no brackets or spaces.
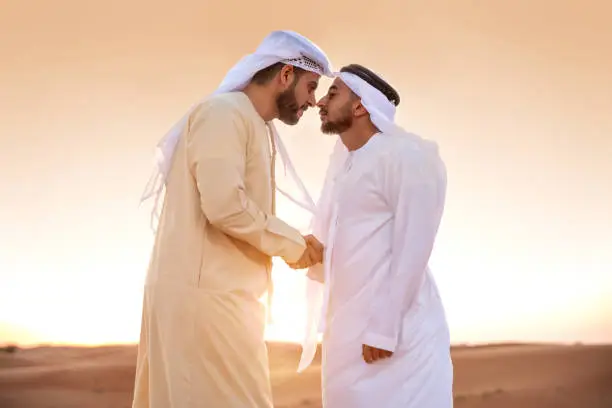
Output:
316,97,326,108
307,93,316,107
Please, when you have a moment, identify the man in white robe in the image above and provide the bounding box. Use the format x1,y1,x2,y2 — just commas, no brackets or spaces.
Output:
299,64,453,407
132,31,331,408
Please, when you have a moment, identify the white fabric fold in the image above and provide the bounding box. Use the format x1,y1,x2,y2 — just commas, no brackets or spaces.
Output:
140,30,333,230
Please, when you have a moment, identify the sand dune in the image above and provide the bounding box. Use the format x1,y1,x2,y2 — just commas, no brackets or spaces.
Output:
1,343,611,408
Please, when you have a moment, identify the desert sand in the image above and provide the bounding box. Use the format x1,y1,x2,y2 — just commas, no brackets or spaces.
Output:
1,342,611,408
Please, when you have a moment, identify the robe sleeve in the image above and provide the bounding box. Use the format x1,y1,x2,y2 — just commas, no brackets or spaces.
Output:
362,150,446,352
185,100,307,264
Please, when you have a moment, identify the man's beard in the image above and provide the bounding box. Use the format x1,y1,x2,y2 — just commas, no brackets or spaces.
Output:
320,102,353,134
276,80,305,125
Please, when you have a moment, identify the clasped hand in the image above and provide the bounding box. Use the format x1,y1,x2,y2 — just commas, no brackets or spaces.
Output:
287,235,324,270
362,344,393,364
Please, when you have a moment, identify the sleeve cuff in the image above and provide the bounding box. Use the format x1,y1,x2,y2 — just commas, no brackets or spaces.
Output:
266,216,306,263
362,332,398,353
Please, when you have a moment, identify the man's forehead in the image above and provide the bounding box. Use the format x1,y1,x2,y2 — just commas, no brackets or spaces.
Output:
300,70,321,83
330,77,349,91
301,70,321,79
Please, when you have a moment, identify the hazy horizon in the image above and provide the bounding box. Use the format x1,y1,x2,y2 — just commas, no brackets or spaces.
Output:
1,0,611,347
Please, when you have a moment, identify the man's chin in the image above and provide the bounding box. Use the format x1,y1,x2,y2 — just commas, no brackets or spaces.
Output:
321,123,339,135
279,115,300,126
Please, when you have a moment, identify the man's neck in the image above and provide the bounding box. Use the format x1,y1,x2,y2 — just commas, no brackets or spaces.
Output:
242,84,277,122
340,125,378,152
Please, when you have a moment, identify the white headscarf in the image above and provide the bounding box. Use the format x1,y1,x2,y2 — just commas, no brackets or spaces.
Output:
140,30,333,229
297,70,438,372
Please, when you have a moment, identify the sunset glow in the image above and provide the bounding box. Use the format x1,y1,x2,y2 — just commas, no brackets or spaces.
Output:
1,1,611,348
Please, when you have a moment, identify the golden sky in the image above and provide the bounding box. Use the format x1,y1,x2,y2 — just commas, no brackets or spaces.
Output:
1,0,611,346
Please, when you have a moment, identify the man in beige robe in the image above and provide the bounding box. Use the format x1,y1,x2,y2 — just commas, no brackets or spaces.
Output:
132,31,333,408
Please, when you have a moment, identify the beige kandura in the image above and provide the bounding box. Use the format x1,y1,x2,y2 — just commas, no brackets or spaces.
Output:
132,31,333,408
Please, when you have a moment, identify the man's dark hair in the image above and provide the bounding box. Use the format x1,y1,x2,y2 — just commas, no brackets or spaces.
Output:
339,64,400,107
251,62,307,85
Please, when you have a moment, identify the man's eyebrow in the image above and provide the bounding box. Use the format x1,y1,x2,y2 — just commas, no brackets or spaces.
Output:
329,85,338,91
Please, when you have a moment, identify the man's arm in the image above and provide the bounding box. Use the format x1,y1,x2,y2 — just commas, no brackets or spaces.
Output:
362,150,447,355
186,100,308,264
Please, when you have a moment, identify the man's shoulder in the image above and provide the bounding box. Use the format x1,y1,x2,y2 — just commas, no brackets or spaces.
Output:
192,92,253,119
209,91,252,109
382,132,439,160
381,133,445,178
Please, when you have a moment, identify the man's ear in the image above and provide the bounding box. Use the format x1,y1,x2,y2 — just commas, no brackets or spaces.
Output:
353,101,368,118
279,64,295,88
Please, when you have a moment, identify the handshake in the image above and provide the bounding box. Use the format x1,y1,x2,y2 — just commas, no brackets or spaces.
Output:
287,235,324,270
